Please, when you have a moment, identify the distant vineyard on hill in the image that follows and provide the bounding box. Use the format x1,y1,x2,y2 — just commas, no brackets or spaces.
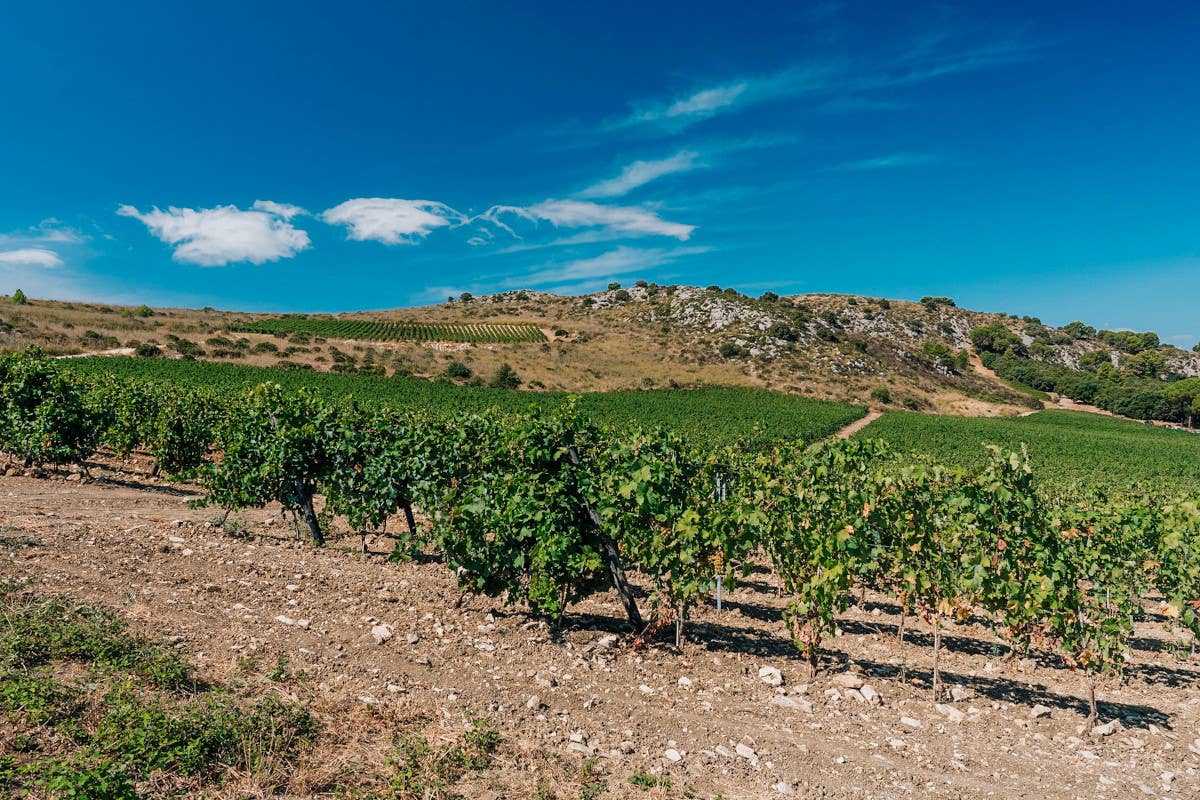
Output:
231,317,548,344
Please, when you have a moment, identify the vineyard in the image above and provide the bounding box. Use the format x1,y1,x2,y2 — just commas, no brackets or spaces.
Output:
3,347,1198,738
230,316,548,344
59,356,867,447
859,409,1200,491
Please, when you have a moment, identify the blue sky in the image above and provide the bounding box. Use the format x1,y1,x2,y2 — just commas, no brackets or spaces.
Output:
1,2,1197,345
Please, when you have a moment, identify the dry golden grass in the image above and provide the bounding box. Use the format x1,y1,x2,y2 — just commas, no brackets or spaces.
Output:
0,288,1036,415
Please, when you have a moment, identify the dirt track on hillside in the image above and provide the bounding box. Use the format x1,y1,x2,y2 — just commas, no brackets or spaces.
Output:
3,468,1199,799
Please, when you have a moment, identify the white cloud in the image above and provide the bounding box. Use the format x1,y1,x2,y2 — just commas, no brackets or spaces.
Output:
579,151,702,199
518,245,709,289
117,202,311,266
483,199,695,241
0,248,63,268
252,200,308,220
322,198,466,245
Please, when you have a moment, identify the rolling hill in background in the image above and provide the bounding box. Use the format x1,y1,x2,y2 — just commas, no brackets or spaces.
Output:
3,284,1197,421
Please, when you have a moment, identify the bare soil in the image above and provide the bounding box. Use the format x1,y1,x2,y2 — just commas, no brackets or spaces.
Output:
3,466,1198,799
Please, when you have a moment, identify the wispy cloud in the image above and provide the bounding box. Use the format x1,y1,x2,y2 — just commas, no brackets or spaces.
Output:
610,34,1036,133
0,219,86,246
480,199,696,241
322,198,466,245
518,245,708,289
579,151,703,199
613,65,837,131
0,248,63,268
828,152,939,171
117,202,311,266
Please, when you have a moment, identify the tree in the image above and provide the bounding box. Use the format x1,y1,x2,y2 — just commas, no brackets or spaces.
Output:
1120,349,1168,379
607,282,621,291
1062,321,1096,339
921,340,955,372
11,289,26,305
488,363,521,389
459,292,473,303
1163,378,1200,427
953,349,970,373
970,324,1025,356
1194,343,1200,354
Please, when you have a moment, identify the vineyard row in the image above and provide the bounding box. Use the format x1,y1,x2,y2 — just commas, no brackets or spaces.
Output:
230,317,548,344
1,349,1198,726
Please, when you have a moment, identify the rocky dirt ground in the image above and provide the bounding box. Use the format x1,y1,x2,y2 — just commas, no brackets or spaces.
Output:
3,464,1199,799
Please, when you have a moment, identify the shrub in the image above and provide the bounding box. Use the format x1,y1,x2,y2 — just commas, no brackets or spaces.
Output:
760,291,780,302
388,718,499,799
870,386,891,404
612,289,632,302
607,282,621,291
920,296,956,310
488,363,521,389
135,343,162,358
718,342,749,359
767,322,798,342
134,304,154,317
11,289,27,305
445,360,472,380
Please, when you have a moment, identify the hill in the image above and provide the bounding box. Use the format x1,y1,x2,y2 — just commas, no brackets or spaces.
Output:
6,285,1197,419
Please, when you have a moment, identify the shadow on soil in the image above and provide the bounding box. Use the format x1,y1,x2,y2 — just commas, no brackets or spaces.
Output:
544,604,1187,732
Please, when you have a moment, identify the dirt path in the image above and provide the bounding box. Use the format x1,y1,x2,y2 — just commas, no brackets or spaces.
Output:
969,354,1125,418
835,409,883,439
4,470,1198,799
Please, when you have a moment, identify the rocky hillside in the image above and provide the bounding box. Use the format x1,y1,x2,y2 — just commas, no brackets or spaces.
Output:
2,286,1196,417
